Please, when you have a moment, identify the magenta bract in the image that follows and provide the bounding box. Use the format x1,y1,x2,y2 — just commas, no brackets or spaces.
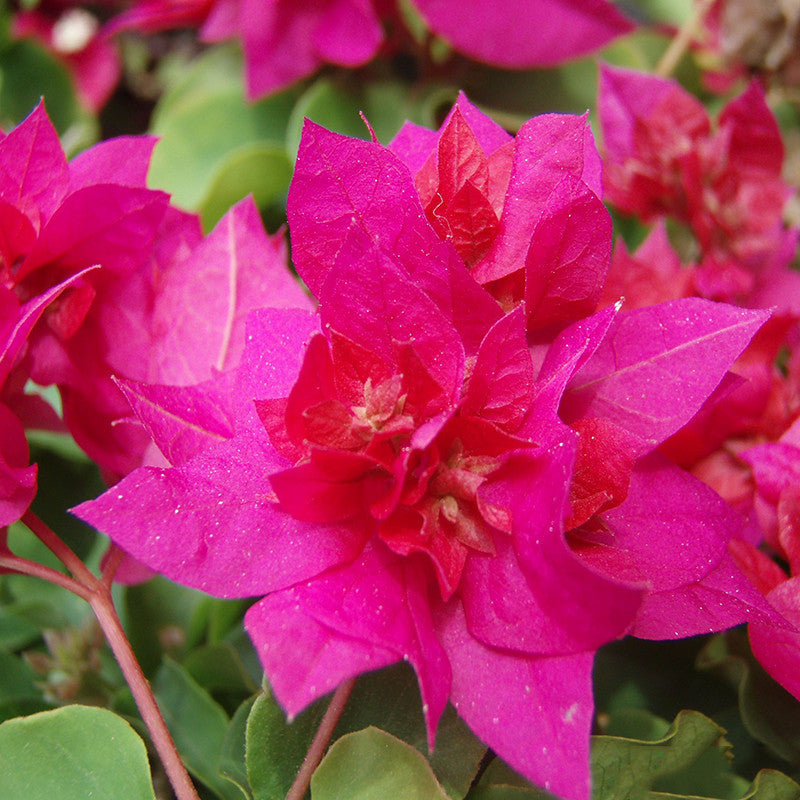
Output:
74,99,776,800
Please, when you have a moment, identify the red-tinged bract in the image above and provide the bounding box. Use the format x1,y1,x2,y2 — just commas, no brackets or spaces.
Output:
75,104,778,800
598,64,800,312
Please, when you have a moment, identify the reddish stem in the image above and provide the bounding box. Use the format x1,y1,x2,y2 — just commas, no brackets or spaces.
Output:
285,678,357,800
13,513,201,800
22,509,96,584
90,586,201,800
0,554,92,600
101,542,126,588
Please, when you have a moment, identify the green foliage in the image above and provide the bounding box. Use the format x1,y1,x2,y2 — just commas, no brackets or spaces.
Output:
0,705,156,799
310,727,450,800
152,658,246,800
699,632,800,766
592,710,739,800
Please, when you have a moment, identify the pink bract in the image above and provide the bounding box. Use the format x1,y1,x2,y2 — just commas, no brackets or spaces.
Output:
410,0,634,68
106,0,633,98
75,103,777,800
598,64,798,311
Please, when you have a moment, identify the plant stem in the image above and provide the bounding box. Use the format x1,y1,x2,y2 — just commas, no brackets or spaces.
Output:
101,542,126,588
656,0,715,78
0,554,92,600
90,584,201,800
22,509,96,584
11,513,201,800
285,678,357,800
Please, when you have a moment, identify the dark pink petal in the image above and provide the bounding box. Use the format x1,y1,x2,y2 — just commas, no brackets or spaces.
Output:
104,0,212,33
320,252,465,400
389,122,440,173
741,441,800,504
312,0,384,65
292,543,451,744
437,600,594,800
632,553,784,639
474,443,641,653
60,381,155,478
580,455,736,590
528,303,618,419
238,306,320,430
524,177,611,330
0,403,37,527
475,113,603,285
66,29,122,112
68,136,157,191
21,185,169,279
288,121,501,353
561,299,770,453
0,199,37,268
567,417,640,528
601,222,693,310
0,266,99,386
115,376,236,467
72,433,367,597
410,0,633,68
461,307,534,431
0,102,69,221
270,449,386,522
245,591,397,717
749,577,800,701
151,197,311,386
598,64,709,165
719,81,784,177
239,0,382,99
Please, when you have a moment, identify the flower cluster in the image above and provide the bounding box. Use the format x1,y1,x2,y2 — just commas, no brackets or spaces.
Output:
74,96,786,800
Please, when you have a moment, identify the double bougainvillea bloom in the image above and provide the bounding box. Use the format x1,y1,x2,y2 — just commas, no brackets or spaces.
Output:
598,64,800,311
75,105,778,799
105,0,633,98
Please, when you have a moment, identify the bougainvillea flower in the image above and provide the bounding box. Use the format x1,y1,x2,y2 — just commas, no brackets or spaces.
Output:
75,111,778,800
384,93,611,327
106,0,633,99
0,103,169,470
598,64,799,310
12,4,121,112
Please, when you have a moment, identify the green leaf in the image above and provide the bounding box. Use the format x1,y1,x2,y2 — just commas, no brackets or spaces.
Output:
220,696,256,800
148,45,299,212
737,771,800,800
591,710,732,800
0,705,156,799
246,687,327,800
0,603,43,651
311,727,450,800
336,664,486,799
285,77,438,156
246,665,485,800
698,632,800,765
122,577,207,677
184,641,259,696
153,658,245,800
198,144,293,230
0,651,50,723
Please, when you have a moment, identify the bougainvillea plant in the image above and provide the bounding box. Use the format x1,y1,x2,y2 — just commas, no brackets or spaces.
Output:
2,3,800,800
